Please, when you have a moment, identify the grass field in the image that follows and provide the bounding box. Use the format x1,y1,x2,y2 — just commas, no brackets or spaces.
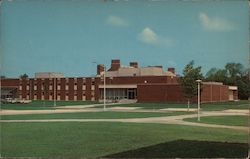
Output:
1,100,249,158
1,100,99,110
0,111,191,120
183,115,249,127
1,100,248,111
1,122,248,158
95,100,249,111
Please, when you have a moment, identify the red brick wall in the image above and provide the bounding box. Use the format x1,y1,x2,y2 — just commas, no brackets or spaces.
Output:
95,77,100,101
138,83,230,103
60,78,66,100
201,84,229,102
1,79,19,87
2,77,233,102
103,76,178,85
137,84,187,103
37,79,42,99
68,78,74,100
77,78,83,100
85,78,91,100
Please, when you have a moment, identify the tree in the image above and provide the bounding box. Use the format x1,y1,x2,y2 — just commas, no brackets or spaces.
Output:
180,61,203,103
205,68,227,82
20,73,28,79
206,63,249,99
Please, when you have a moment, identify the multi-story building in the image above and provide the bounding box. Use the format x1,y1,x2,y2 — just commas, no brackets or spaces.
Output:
1,59,238,103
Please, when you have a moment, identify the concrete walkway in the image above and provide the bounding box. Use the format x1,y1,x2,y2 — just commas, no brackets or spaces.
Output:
1,102,249,131
0,111,248,131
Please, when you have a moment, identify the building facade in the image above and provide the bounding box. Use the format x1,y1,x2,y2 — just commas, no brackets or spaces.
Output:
1,59,238,103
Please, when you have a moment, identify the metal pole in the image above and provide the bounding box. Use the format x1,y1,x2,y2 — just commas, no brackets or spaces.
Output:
197,81,200,121
104,66,106,111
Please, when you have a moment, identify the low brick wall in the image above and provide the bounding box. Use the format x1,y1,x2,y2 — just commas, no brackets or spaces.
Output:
137,83,230,103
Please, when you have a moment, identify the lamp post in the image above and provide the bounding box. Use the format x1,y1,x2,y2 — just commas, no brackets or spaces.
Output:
93,62,106,111
196,79,202,121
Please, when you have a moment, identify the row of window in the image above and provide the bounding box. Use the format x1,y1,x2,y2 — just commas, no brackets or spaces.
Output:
22,91,95,96
19,85,95,91
20,79,95,85
21,95,95,101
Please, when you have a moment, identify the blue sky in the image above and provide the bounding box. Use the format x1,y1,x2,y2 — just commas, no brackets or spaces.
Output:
0,0,249,77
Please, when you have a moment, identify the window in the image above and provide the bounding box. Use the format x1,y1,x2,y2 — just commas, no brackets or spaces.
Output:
74,96,77,101
82,85,86,90
34,85,37,90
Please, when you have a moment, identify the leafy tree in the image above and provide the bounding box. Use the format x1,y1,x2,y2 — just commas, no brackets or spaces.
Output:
20,73,28,79
205,68,227,82
206,63,249,99
180,61,203,102
235,68,250,99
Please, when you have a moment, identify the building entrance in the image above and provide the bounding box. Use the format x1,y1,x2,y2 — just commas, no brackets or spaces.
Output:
100,88,137,100
128,88,136,99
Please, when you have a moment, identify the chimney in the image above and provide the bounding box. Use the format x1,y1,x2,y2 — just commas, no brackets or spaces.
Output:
97,64,105,75
168,67,175,74
129,62,138,68
110,59,120,71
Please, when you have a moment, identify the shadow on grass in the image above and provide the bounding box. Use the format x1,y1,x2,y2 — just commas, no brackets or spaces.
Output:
103,139,248,158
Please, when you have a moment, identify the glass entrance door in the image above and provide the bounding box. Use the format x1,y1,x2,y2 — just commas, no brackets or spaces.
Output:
127,88,136,99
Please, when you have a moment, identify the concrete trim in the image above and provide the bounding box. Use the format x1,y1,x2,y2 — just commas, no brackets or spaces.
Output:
99,84,137,89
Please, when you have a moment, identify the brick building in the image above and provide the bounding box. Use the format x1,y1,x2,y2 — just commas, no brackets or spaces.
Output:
1,59,238,103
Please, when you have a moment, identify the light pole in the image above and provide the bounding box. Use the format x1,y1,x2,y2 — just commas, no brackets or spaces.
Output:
93,62,106,111
196,79,202,121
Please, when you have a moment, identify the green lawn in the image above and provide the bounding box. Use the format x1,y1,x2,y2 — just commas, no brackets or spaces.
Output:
183,115,249,127
1,100,99,110
2,100,248,111
0,111,191,120
95,100,249,111
1,122,248,158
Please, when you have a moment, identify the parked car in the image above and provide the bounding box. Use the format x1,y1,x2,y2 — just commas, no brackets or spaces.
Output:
1,98,31,104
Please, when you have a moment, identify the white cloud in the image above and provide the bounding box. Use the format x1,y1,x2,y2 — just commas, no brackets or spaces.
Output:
106,15,129,27
138,27,174,47
199,12,235,31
